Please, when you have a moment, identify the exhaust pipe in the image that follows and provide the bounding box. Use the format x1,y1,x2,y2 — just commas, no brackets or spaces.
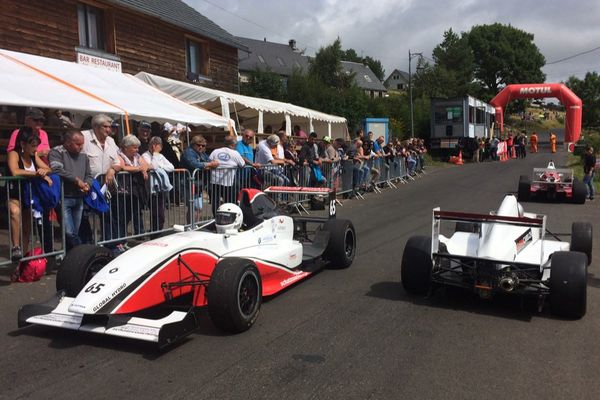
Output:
499,275,518,292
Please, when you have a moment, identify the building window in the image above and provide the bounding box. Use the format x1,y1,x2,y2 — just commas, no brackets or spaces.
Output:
257,55,266,64
186,39,209,79
78,3,105,50
276,57,285,66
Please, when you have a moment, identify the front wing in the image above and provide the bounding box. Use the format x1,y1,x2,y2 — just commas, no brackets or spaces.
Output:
18,292,198,348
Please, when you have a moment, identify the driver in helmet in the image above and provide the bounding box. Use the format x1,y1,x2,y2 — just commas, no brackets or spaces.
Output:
215,203,243,234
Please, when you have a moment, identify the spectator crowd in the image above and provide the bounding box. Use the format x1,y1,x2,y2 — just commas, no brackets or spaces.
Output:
2,108,427,273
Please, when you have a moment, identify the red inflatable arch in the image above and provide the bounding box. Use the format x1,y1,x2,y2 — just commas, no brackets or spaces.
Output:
490,83,582,143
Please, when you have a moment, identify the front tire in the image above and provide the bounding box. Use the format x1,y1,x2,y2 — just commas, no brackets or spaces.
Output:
518,175,531,202
572,178,587,204
401,236,433,295
56,245,113,297
550,251,587,319
322,219,356,269
208,258,262,333
571,222,593,265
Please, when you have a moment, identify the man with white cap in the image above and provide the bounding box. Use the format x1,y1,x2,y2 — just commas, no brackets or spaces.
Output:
322,136,340,162
256,134,288,186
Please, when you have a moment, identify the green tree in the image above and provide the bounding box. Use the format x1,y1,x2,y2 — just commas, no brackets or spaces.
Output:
341,48,361,62
240,68,286,101
309,38,354,90
566,72,600,128
413,30,475,99
363,56,385,82
287,71,369,132
467,23,546,98
432,29,474,97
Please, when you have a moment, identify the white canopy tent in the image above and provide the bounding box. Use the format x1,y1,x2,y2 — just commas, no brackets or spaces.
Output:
0,49,232,132
0,50,121,115
135,72,349,139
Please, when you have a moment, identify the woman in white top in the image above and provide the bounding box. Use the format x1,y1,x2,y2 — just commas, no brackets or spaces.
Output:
142,136,175,172
142,136,175,233
113,135,150,241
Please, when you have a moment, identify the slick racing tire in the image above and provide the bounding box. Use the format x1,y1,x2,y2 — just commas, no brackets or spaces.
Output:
322,219,356,269
208,258,262,333
56,245,114,297
517,175,531,202
571,222,593,265
401,236,433,295
550,251,587,319
572,178,587,204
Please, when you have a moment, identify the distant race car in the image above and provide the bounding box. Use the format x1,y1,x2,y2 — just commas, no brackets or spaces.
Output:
518,161,587,203
18,187,356,348
401,194,592,318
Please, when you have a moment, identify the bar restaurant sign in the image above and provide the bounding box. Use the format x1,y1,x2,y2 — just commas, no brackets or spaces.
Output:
77,52,122,73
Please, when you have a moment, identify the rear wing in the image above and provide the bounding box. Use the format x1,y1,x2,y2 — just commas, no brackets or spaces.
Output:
431,208,547,263
532,167,573,185
264,187,337,218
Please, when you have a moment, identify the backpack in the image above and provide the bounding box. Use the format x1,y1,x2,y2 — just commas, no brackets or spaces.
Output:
12,248,47,282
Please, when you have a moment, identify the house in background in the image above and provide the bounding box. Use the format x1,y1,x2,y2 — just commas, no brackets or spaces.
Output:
238,37,387,97
237,37,309,85
384,69,410,92
341,61,387,98
0,0,245,92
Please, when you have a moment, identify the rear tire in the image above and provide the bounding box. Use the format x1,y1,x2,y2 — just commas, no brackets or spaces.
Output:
550,251,587,319
208,258,262,333
571,222,593,265
572,178,587,204
518,175,531,202
401,236,433,295
56,245,113,297
322,219,356,269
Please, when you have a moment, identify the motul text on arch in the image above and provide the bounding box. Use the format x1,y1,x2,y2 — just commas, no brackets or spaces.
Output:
519,87,552,95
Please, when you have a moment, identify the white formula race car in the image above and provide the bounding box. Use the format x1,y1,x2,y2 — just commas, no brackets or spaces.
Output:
518,161,587,204
401,194,592,318
18,188,356,348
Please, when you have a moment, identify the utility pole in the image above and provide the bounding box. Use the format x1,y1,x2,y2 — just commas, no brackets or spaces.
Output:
408,49,422,139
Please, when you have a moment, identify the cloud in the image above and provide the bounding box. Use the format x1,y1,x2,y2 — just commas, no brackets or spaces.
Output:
186,0,600,82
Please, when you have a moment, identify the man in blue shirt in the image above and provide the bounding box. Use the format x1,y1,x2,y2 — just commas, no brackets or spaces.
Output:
235,128,261,189
235,128,260,168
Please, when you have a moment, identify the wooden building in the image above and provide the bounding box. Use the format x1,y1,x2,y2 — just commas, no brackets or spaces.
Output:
0,0,245,92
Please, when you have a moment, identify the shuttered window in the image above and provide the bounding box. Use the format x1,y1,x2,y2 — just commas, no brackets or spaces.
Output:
186,39,209,80
77,3,105,51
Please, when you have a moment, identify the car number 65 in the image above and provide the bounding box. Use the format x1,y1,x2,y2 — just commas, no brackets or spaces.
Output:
85,283,105,294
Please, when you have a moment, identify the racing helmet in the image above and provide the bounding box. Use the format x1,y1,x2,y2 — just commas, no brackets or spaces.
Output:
215,203,243,234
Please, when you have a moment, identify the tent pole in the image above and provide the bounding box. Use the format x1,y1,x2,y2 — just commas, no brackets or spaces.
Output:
258,110,264,134
233,101,241,132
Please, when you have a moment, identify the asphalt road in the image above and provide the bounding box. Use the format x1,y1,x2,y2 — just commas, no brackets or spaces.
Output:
1,147,599,400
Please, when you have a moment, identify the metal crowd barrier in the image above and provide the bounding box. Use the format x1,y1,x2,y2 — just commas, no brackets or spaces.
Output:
90,169,192,246
0,154,428,265
0,176,65,267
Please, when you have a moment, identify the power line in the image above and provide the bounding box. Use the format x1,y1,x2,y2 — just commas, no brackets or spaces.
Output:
198,0,318,51
546,45,600,65
199,0,273,34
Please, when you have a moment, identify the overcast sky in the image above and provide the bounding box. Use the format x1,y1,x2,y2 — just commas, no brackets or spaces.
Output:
185,0,600,83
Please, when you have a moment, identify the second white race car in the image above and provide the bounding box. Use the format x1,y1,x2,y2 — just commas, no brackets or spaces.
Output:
401,194,592,318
